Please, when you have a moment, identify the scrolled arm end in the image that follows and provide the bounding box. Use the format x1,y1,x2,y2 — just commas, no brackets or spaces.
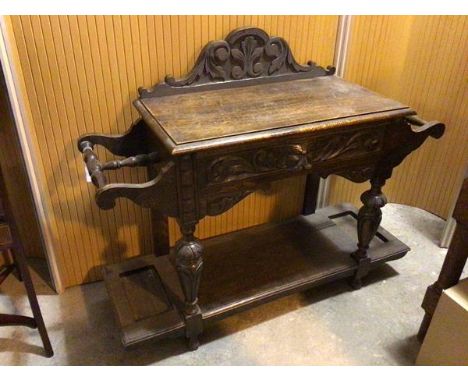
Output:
78,135,94,152
405,115,445,139
96,188,117,210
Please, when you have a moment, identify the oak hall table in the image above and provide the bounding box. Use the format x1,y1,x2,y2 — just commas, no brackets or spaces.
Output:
78,27,445,350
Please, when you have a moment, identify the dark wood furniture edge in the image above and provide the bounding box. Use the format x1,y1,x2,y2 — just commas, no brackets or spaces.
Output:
418,176,468,341
0,65,53,357
134,100,415,156
0,166,53,357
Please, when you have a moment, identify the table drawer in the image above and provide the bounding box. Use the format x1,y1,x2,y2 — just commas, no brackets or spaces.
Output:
197,126,385,189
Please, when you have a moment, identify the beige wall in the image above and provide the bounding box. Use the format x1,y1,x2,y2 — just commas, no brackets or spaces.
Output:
7,16,338,287
328,16,468,219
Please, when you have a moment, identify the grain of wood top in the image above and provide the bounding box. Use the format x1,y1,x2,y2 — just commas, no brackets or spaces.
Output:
135,76,413,153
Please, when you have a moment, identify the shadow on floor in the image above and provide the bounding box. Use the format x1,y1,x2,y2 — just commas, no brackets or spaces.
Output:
386,335,421,366
59,263,400,365
0,337,45,357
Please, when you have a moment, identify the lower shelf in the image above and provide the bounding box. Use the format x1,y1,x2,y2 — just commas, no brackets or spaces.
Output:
103,204,409,347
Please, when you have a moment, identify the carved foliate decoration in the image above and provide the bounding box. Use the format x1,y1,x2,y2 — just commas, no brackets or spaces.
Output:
95,161,179,215
139,27,335,96
204,129,384,185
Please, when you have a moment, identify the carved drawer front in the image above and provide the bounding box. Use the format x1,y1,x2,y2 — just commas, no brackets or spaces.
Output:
198,127,385,188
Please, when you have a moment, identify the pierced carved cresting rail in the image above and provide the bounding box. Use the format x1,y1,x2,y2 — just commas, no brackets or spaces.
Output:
138,27,335,97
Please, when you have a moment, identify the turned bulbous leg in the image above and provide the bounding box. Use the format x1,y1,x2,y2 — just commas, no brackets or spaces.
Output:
175,223,204,350
350,178,387,289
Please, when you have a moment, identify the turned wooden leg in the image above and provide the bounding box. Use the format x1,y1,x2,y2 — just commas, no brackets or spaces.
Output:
175,223,203,350
351,177,387,289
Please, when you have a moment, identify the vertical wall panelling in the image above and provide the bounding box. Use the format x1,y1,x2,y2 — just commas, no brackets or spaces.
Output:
316,15,352,209
328,16,468,221
7,16,339,287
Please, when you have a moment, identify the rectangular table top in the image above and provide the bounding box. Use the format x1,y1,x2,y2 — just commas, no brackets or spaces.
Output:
134,76,414,155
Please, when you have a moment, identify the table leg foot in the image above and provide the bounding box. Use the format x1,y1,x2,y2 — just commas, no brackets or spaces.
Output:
349,277,362,290
183,307,203,351
349,255,371,290
188,336,200,351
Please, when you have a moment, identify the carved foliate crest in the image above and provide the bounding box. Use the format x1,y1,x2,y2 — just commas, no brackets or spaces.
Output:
139,27,335,97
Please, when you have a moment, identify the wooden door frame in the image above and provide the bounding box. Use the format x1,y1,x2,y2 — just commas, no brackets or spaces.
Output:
0,16,63,293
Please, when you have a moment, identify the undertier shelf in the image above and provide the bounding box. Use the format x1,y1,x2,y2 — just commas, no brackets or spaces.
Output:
103,204,409,346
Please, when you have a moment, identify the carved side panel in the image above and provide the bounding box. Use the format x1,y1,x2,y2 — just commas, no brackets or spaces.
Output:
95,161,178,216
203,190,253,216
375,118,445,180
